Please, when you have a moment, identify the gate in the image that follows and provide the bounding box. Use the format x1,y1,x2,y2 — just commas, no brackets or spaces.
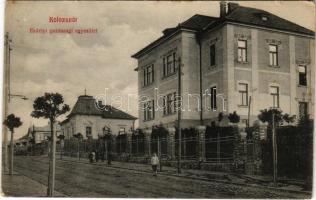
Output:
116,134,127,154
205,126,235,162
131,131,145,156
175,128,197,160
151,126,168,157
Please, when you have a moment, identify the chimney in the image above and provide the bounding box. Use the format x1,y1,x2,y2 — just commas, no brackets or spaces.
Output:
227,2,239,14
219,1,227,18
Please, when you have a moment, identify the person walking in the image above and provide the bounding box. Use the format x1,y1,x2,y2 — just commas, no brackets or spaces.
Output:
107,151,112,165
95,150,99,162
151,153,159,176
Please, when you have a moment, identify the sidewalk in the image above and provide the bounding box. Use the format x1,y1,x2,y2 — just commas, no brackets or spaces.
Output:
1,171,66,197
58,155,310,194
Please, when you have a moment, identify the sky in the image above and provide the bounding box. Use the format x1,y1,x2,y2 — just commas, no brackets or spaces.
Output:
4,1,315,139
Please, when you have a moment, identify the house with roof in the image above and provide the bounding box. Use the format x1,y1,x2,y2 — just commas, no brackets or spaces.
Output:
60,95,137,140
27,122,62,144
132,2,314,131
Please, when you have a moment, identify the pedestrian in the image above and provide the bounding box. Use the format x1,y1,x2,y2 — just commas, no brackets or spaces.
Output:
95,150,99,162
151,153,159,176
89,151,94,163
101,151,105,162
107,151,112,165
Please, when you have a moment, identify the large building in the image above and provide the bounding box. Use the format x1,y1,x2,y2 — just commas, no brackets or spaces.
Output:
60,95,137,139
132,2,314,129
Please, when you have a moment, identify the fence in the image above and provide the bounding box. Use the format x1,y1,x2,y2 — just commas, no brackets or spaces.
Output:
55,125,243,164
261,122,313,180
204,126,236,163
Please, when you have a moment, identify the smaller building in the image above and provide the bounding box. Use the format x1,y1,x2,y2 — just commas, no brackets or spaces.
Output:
60,95,137,139
27,122,61,144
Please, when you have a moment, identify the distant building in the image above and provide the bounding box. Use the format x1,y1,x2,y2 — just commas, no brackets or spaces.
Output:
132,2,314,129
60,95,137,139
27,122,62,144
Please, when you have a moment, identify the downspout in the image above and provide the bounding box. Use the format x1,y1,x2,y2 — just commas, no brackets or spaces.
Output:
197,34,203,125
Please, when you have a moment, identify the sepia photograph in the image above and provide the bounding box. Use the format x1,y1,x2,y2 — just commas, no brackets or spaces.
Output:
1,1,315,198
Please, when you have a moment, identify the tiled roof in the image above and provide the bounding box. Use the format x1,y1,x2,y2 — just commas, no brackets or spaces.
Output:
180,14,217,31
132,3,314,59
66,95,137,120
224,5,314,36
132,15,217,59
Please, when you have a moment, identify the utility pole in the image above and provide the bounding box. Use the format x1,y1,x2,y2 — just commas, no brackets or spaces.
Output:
247,96,252,128
272,112,278,185
177,57,182,174
3,32,12,173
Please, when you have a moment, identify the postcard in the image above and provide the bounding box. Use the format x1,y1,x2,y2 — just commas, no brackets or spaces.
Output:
2,1,315,198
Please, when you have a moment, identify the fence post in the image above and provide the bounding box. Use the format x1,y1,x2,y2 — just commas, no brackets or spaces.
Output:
144,129,152,157
196,126,206,162
112,135,117,156
255,121,267,174
232,125,243,172
167,127,176,160
127,133,132,155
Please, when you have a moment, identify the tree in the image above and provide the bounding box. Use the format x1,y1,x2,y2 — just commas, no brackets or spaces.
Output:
258,108,296,126
31,93,70,197
217,112,224,124
282,114,296,125
228,111,240,124
258,108,284,126
57,135,65,159
3,114,22,175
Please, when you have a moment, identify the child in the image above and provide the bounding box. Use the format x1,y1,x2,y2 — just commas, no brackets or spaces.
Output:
151,153,159,176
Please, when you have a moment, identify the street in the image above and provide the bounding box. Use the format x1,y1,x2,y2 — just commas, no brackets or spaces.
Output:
2,156,310,198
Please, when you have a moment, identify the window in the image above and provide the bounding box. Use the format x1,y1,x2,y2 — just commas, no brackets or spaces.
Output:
298,65,307,86
238,83,248,106
269,44,278,66
210,86,217,110
143,100,155,121
86,126,92,138
270,86,279,108
143,64,154,86
237,40,247,62
163,92,177,115
119,127,126,134
299,102,308,119
261,16,268,21
163,52,176,77
210,44,216,66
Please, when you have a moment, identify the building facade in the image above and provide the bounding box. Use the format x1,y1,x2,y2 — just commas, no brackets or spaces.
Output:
60,95,137,140
132,2,315,129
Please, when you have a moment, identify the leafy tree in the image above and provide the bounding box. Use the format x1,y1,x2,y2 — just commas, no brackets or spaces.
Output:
282,114,296,125
228,111,240,124
3,114,22,175
258,108,296,126
57,135,65,141
258,108,284,126
31,93,70,197
218,112,224,124
57,135,65,159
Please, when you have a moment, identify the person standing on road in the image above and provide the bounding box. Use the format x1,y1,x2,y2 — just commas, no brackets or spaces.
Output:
151,153,159,176
107,151,112,165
